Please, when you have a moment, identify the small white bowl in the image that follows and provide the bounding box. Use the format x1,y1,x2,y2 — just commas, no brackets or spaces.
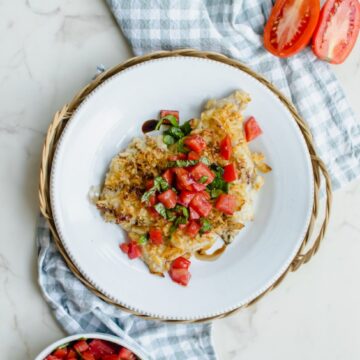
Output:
34,332,149,360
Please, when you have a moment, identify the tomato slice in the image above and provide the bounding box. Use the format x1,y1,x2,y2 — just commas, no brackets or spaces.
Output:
187,151,200,160
189,206,200,220
169,267,191,286
190,163,215,185
73,340,89,353
185,220,201,237
215,194,237,215
149,228,163,245
118,347,136,360
264,0,320,57
220,135,232,160
128,241,142,259
177,190,196,206
172,256,191,269
184,135,206,153
157,189,177,209
89,339,116,358
190,193,212,217
162,169,174,185
244,117,263,142
312,0,360,64
223,163,238,182
173,168,195,191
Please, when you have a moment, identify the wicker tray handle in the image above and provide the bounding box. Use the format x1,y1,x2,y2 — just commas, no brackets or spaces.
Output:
39,50,332,322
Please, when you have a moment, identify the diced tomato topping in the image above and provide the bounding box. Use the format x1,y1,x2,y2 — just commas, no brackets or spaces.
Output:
160,110,179,121
172,256,191,269
169,267,191,286
169,153,187,161
178,223,187,230
66,349,77,359
119,347,136,360
191,182,206,192
186,220,201,237
157,189,177,209
223,163,238,182
145,179,154,190
89,339,115,358
119,243,129,254
147,207,160,218
189,206,200,220
200,190,210,200
173,168,195,191
215,194,237,215
149,194,157,206
53,348,68,358
81,351,95,360
128,241,142,259
73,340,89,353
244,116,262,142
190,163,215,185
187,151,200,160
149,228,163,245
184,135,206,153
177,190,196,207
162,169,174,185
190,193,212,217
220,135,232,160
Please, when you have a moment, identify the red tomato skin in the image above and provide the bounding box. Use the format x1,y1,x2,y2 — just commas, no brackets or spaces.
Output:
88,339,115,358
244,117,262,142
220,135,232,160
157,189,177,209
169,268,191,286
73,340,89,353
191,182,207,192
145,179,154,190
177,190,196,206
172,256,191,269
189,206,200,220
223,163,238,182
169,153,187,161
312,0,360,64
147,206,160,218
81,351,96,360
66,349,77,359
190,163,215,185
186,220,201,237
173,168,195,191
128,242,142,259
215,194,237,215
119,347,136,360
160,110,179,121
264,0,320,57
148,194,157,207
102,355,120,360
52,347,68,358
187,151,200,160
184,135,206,153
162,169,174,185
149,228,163,245
190,193,212,217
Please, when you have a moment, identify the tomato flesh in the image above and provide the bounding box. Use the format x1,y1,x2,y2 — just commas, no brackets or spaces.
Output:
145,179,154,190
223,163,238,182
187,151,200,160
190,193,212,217
220,135,232,160
189,206,200,220
244,117,262,142
177,190,196,206
52,348,67,358
264,0,320,57
186,220,201,237
157,189,177,209
173,168,195,191
184,135,206,153
190,163,215,185
128,241,142,259
215,194,237,215
81,351,96,360
119,347,136,360
172,256,191,269
312,0,360,64
74,340,89,353
149,228,163,245
89,339,116,358
162,169,174,185
169,267,191,286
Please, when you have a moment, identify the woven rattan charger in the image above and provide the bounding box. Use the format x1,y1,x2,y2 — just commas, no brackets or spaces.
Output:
39,49,332,323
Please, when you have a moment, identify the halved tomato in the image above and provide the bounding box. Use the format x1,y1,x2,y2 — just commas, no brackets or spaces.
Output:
312,0,360,64
264,0,320,57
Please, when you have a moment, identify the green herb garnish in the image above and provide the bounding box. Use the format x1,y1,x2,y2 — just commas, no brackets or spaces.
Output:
207,164,228,196
163,134,175,145
175,205,189,220
199,156,211,165
168,159,199,168
199,176,208,184
177,137,189,153
138,234,148,244
141,176,169,203
165,126,184,140
154,203,168,219
180,120,192,135
166,210,177,222
200,218,212,233
155,114,179,130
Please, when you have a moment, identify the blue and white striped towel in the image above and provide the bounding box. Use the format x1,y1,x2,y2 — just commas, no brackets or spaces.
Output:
38,1,360,359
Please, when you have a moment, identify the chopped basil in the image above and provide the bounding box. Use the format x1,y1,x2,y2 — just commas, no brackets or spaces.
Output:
180,120,192,135
175,205,189,220
199,176,208,184
169,224,178,235
155,114,179,130
207,164,228,195
165,126,184,140
168,159,198,168
199,156,211,165
210,188,223,199
166,210,177,222
177,137,189,153
154,203,167,219
138,234,148,244
200,218,212,233
141,176,169,203
163,134,175,145
141,187,157,203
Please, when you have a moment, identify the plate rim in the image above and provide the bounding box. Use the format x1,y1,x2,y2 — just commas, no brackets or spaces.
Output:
50,55,314,321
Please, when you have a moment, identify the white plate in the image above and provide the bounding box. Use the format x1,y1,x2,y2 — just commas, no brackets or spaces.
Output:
51,57,313,320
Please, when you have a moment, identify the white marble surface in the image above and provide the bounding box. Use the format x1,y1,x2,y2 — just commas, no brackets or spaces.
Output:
0,1,359,359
